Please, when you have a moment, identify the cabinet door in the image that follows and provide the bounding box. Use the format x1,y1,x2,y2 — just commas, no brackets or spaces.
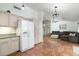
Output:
9,14,18,27
0,39,10,56
0,12,8,26
28,21,34,49
10,37,19,53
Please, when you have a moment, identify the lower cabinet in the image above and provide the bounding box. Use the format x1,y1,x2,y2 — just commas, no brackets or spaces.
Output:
0,37,19,56
10,37,19,53
0,39,10,56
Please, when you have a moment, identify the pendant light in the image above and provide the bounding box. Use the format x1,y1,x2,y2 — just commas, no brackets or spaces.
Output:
21,4,25,10
52,6,59,23
53,6,59,18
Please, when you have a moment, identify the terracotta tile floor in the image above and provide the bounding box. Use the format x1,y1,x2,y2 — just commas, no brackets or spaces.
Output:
9,37,79,56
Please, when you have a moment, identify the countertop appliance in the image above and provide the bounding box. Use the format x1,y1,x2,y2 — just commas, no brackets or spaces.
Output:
17,19,34,52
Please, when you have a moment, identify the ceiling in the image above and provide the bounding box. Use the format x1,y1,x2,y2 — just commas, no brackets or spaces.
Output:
25,3,79,21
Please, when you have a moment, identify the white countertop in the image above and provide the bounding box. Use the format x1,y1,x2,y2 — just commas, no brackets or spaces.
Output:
0,34,19,39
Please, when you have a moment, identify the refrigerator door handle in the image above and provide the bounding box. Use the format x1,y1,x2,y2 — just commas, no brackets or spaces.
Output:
23,32,27,34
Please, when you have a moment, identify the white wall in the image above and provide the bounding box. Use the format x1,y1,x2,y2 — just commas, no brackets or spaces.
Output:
33,11,44,44
51,21,78,32
38,12,43,43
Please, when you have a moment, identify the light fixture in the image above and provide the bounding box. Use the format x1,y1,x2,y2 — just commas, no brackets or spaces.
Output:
52,6,59,23
21,4,25,10
53,6,59,18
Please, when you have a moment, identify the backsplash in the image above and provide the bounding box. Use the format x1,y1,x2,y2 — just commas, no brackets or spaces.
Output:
0,27,16,34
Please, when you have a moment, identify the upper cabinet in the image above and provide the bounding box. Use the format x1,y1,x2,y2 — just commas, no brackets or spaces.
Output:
0,11,9,26
0,11,18,27
9,14,18,27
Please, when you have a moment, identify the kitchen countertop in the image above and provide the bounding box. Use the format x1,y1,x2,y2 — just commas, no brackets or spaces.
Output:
0,34,19,39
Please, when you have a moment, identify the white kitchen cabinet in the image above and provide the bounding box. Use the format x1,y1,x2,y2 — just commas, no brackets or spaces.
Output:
0,11,18,27
0,37,19,56
10,37,19,53
0,39,10,56
0,11,9,26
9,14,18,27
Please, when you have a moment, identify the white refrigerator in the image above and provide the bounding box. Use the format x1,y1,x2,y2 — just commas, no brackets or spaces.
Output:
17,19,35,52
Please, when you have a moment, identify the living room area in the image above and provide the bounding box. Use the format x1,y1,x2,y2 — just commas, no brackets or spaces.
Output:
43,3,79,56
43,20,79,56
50,20,79,43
